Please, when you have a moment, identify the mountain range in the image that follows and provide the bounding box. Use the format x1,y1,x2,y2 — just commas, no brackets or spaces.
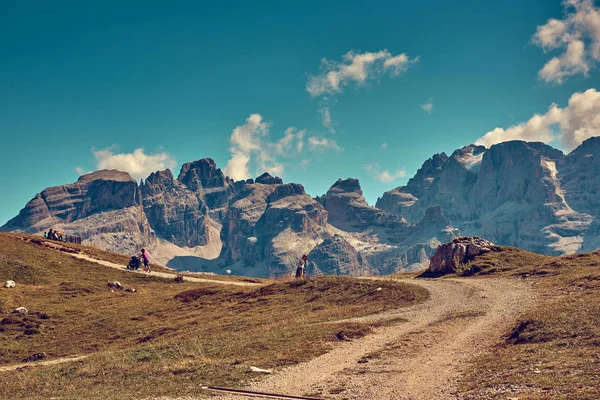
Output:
4,137,600,277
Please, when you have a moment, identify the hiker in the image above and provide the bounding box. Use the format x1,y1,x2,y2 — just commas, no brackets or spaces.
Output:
43,231,48,239
47,229,53,240
295,254,308,279
140,249,151,273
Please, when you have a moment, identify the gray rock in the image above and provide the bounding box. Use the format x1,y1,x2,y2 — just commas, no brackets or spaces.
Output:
255,172,283,185
3,280,15,288
428,236,496,275
107,281,122,290
308,235,372,276
13,307,28,315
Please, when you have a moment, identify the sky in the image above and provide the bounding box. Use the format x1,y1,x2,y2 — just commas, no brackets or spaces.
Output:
3,0,600,226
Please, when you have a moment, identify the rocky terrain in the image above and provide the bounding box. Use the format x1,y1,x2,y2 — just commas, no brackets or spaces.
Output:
4,138,600,277
377,139,600,257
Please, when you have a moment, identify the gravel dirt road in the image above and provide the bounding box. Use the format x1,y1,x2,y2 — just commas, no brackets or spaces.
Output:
203,277,532,400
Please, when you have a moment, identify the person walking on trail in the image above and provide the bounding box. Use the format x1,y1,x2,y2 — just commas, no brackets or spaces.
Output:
141,249,151,273
295,254,308,279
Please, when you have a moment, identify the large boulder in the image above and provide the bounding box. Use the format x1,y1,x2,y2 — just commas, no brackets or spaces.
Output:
428,236,496,275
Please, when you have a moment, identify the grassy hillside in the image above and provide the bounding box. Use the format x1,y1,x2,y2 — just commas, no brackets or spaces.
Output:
0,233,428,399
455,247,600,399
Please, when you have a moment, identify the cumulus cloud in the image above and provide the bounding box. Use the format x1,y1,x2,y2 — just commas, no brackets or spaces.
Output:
365,163,407,183
307,49,419,97
421,99,434,114
533,0,600,83
307,136,342,152
475,88,600,151
93,147,176,180
307,49,419,129
224,115,333,180
319,104,335,133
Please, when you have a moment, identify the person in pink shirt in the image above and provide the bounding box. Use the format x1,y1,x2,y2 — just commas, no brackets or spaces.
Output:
140,249,151,273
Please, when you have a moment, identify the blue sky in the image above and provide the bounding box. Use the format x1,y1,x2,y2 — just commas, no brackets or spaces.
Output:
2,0,600,225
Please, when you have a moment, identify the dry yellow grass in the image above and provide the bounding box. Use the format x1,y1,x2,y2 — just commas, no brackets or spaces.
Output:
454,247,600,399
0,233,427,399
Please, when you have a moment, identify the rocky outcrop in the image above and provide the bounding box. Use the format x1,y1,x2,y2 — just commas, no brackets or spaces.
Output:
255,172,283,185
218,182,329,277
375,141,596,257
376,152,449,217
141,159,243,249
307,235,372,276
317,178,404,230
0,170,156,255
2,170,139,233
428,236,496,275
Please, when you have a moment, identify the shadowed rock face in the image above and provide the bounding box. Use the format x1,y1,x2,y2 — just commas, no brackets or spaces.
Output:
316,178,404,230
559,137,600,216
308,234,372,276
177,159,230,191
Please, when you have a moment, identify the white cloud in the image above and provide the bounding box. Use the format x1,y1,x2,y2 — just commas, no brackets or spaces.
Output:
307,49,419,97
274,127,305,155
224,114,275,180
299,158,311,170
475,88,600,151
307,49,419,130
93,147,176,181
421,99,433,114
75,167,85,175
533,0,600,83
224,116,335,180
319,104,335,133
307,136,342,152
380,142,387,150
364,163,407,183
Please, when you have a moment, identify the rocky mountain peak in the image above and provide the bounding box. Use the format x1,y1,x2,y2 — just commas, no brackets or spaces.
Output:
177,158,228,190
569,136,600,156
327,178,362,196
255,172,283,185
77,169,136,183
450,145,486,171
267,183,306,203
142,169,175,197
485,141,563,169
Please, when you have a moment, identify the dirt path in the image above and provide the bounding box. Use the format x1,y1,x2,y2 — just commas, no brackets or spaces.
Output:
0,356,88,373
205,277,532,400
68,252,261,287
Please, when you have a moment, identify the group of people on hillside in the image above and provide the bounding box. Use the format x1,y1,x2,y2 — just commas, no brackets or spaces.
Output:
44,229,82,244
